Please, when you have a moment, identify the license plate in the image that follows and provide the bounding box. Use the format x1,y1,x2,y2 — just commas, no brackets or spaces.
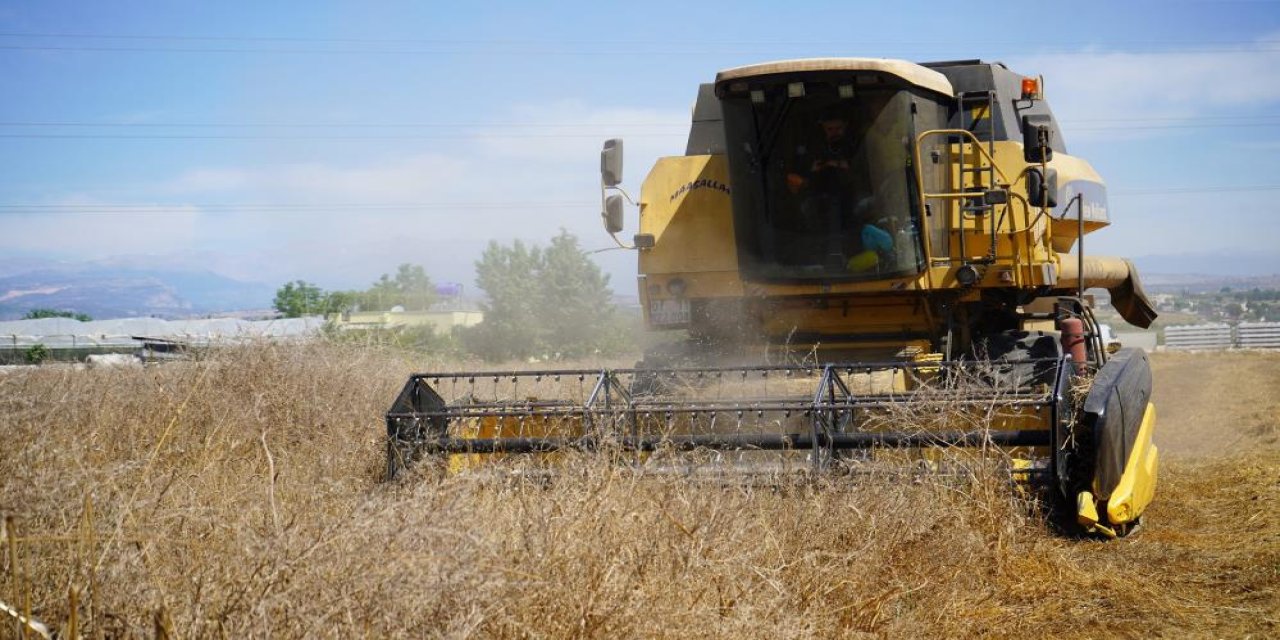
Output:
649,299,690,326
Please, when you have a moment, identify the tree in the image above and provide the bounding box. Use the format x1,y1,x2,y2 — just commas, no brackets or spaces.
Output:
359,264,437,311
24,343,49,364
464,239,546,360
322,290,359,315
392,263,436,311
23,308,91,321
273,263,440,318
464,231,626,361
273,280,326,317
536,231,624,357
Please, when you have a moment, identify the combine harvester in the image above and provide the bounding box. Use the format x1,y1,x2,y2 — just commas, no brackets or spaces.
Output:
386,59,1159,537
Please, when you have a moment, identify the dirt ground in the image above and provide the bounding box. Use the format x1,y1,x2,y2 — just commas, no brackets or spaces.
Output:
1086,350,1280,637
1150,350,1280,457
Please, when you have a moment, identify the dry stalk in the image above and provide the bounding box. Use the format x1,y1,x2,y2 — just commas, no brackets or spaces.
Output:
0,343,1274,638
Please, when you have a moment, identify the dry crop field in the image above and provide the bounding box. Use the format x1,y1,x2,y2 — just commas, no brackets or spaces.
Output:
1,344,1276,638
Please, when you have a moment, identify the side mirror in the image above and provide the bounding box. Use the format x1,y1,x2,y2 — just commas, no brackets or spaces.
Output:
1021,115,1054,164
603,194,625,233
1027,168,1058,208
983,189,1009,205
600,138,624,187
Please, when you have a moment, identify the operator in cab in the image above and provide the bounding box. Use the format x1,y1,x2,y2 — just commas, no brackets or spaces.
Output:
785,109,892,273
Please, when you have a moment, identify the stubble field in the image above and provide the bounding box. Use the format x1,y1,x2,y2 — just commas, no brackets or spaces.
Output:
1,344,1276,638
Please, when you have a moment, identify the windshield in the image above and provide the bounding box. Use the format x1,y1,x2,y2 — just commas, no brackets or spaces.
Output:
719,77,938,282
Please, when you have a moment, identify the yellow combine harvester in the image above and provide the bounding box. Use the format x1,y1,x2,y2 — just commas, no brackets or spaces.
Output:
387,58,1159,537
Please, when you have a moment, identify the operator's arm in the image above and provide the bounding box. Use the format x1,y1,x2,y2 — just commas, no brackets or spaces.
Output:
786,172,806,193
785,143,813,194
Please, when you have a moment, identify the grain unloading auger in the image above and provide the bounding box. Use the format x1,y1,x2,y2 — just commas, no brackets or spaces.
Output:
386,58,1159,537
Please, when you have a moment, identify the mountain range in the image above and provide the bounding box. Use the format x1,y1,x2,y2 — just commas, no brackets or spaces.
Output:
0,257,274,320
1,249,1277,320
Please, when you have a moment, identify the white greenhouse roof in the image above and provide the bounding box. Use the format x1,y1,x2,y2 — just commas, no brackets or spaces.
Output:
0,316,326,348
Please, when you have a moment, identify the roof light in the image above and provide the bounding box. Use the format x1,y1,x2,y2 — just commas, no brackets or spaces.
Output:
787,82,805,98
1021,77,1041,100
838,84,855,99
750,89,765,104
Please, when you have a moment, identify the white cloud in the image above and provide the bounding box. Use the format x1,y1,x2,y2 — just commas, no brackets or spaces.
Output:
167,153,471,202
0,196,201,258
166,168,252,193
1,101,688,288
1008,37,1280,133
474,100,687,166
24,46,1275,292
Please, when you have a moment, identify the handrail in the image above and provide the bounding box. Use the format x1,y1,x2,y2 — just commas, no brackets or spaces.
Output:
913,128,1011,183
910,127,1068,273
912,128,1012,264
911,127,1008,264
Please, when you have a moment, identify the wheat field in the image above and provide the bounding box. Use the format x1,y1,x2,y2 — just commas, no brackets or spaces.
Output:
1,343,1276,638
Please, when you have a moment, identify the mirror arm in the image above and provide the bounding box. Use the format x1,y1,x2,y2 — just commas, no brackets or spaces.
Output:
607,186,637,206
600,185,637,250
607,230,636,250
598,138,635,249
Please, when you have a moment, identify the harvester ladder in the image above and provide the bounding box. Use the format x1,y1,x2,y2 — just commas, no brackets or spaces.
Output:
955,90,998,260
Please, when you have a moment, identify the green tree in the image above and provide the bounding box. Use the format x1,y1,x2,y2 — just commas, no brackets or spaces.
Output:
536,231,624,358
363,275,397,310
23,308,91,322
273,280,327,317
24,343,49,364
322,290,359,315
1254,302,1273,321
274,264,439,318
464,239,546,360
359,264,437,311
393,263,436,311
464,231,626,361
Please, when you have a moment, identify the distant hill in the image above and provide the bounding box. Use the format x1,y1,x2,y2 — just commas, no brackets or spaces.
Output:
1132,250,1280,280
2,248,1277,321
1130,250,1280,294
0,259,273,320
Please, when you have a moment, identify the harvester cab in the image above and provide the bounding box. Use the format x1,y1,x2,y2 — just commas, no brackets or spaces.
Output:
387,58,1159,538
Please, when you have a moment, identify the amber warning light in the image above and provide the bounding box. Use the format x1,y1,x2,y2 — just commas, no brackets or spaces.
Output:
1021,77,1041,100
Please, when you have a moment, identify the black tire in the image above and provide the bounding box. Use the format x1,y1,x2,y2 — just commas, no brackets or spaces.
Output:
969,330,1062,390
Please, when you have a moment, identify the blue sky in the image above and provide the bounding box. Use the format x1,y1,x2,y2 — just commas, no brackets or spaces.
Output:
1,0,1278,291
